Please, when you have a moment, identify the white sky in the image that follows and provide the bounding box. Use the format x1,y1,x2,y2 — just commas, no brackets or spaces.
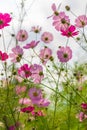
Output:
0,0,87,65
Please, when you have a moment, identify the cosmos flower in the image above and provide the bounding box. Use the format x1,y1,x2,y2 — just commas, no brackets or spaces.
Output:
9,46,23,63
61,25,79,37
0,13,11,29
81,103,87,109
15,86,26,95
23,40,40,49
39,47,52,64
47,3,59,18
19,98,32,105
75,15,87,28
76,112,85,122
53,12,70,31
21,106,34,113
0,51,8,61
33,98,50,107
31,26,42,33
28,87,42,101
30,64,44,83
16,30,28,42
41,32,53,43
57,46,72,62
18,64,31,78
31,110,45,117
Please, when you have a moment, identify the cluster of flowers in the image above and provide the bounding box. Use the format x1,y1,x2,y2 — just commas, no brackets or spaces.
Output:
76,103,87,122
0,2,87,129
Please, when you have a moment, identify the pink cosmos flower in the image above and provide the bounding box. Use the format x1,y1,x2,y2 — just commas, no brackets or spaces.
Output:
76,112,85,122
28,87,42,101
61,25,79,37
57,46,72,62
15,75,23,83
16,30,28,42
21,106,34,113
47,3,59,19
75,15,87,28
32,110,45,117
19,98,32,105
9,45,23,63
81,103,87,109
31,26,42,33
0,13,11,29
30,64,44,83
36,98,50,107
18,64,31,78
39,47,52,64
53,12,70,31
15,86,26,95
41,32,53,43
0,51,8,61
23,40,40,49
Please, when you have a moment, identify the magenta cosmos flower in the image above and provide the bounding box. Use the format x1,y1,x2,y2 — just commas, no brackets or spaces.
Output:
31,26,42,33
81,103,87,109
30,64,44,83
0,13,11,29
57,46,72,62
53,12,70,31
23,40,40,49
75,15,87,28
9,45,23,63
41,32,53,43
39,47,52,64
0,51,8,61
28,87,42,101
18,64,31,78
16,30,28,42
21,106,34,113
61,25,79,37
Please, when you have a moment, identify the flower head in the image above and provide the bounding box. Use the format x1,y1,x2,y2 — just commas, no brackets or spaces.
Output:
18,64,31,78
76,112,85,122
39,47,52,64
41,32,53,43
53,12,70,31
31,26,42,33
21,106,34,113
16,30,28,42
75,15,87,28
57,46,72,62
9,46,23,63
19,98,32,105
15,86,26,95
28,87,42,101
0,51,8,61
81,103,87,109
30,64,44,83
47,3,59,18
23,40,40,49
61,25,79,37
32,110,45,117
37,98,50,107
0,13,11,29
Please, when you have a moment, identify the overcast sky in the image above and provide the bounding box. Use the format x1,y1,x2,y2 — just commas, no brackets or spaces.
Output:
0,0,87,65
